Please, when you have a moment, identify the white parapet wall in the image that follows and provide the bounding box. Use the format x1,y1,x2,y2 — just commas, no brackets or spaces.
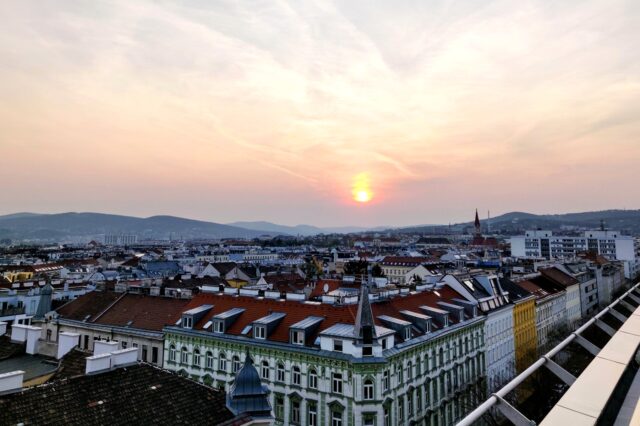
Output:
0,322,6,336
85,353,112,375
0,371,24,394
25,326,42,355
57,332,80,359
111,348,138,367
10,324,28,343
94,340,119,356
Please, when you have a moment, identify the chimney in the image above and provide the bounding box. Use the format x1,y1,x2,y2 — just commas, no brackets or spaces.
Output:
0,321,6,336
57,332,79,359
0,371,24,395
85,353,112,375
94,340,119,355
25,326,42,355
10,324,28,343
111,348,138,367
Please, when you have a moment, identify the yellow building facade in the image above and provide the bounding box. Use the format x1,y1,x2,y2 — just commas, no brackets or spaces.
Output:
513,296,537,374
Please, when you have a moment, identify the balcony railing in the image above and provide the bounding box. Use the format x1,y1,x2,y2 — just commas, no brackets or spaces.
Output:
0,306,26,317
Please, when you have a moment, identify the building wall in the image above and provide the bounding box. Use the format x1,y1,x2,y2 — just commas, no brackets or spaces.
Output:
536,293,567,353
54,320,164,365
512,298,537,373
565,284,582,329
484,306,516,393
163,321,486,426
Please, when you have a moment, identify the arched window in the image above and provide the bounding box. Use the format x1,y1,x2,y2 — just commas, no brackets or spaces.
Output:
407,361,413,379
218,352,227,371
193,348,201,367
383,370,390,392
260,360,270,380
292,366,301,385
363,379,374,400
205,351,214,369
397,364,404,384
169,344,176,362
276,362,285,382
232,355,241,373
180,346,188,364
308,368,318,389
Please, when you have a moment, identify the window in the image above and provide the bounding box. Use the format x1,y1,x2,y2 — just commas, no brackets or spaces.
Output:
169,344,176,362
363,346,373,356
141,345,148,362
309,369,318,389
193,348,201,367
254,326,266,339
398,398,404,421
232,355,241,373
261,360,270,379
292,330,305,345
152,347,158,364
408,391,414,416
364,379,374,400
291,400,301,424
308,403,318,426
382,338,388,350
275,395,284,420
332,373,343,394
206,351,214,369
122,341,128,349
384,406,391,426
219,353,227,371
180,347,189,364
292,366,301,385
333,340,343,352
183,316,192,328
398,364,404,384
277,363,285,382
383,370,390,392
331,411,342,426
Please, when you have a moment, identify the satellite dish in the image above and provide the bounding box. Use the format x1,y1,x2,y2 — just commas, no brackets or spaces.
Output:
323,283,329,293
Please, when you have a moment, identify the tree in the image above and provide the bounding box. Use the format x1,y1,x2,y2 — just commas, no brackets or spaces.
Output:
343,260,368,277
371,264,385,278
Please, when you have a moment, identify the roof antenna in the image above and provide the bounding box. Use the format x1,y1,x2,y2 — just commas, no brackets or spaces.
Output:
600,219,605,231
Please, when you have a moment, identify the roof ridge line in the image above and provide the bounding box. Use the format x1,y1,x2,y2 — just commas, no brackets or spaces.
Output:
92,292,128,322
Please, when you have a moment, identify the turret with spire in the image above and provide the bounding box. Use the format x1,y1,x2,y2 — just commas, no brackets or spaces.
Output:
474,208,481,237
226,351,272,421
354,282,377,354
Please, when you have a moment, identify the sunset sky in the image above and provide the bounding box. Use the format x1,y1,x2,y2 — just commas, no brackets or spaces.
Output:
1,1,639,227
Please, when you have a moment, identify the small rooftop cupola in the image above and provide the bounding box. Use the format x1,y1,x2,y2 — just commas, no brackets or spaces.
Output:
354,284,377,355
227,351,272,420
34,280,53,321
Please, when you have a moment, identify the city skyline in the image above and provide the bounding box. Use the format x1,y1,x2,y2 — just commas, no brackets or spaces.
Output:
1,0,639,227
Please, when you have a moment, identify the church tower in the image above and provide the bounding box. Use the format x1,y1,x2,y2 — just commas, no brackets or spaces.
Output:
474,209,482,237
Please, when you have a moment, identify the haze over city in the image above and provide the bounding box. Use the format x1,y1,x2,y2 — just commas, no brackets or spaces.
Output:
1,0,639,227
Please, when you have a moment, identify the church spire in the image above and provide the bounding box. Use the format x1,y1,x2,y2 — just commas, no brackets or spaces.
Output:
474,209,481,236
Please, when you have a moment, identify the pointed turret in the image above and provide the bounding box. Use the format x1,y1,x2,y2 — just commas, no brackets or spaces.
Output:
474,209,481,236
354,284,377,343
226,351,272,420
34,280,53,320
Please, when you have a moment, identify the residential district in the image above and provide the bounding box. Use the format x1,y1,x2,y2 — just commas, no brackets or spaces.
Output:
1,212,639,425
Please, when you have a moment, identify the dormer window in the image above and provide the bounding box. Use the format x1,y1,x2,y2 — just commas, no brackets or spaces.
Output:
291,330,305,345
254,326,266,339
404,327,412,341
182,316,193,329
213,320,224,333
333,340,343,352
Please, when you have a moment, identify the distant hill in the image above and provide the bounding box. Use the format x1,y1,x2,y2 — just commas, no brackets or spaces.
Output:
0,212,276,242
227,221,388,236
392,210,640,235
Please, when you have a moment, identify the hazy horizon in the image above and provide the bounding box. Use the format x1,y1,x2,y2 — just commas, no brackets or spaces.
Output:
1,1,639,227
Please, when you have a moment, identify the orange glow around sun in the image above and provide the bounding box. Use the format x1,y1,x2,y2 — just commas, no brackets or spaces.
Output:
352,173,373,203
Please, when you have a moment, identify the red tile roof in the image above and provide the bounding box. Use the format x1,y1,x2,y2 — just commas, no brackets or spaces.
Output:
95,294,190,331
181,285,467,345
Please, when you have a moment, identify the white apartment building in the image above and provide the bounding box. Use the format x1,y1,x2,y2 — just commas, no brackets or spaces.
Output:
511,230,638,278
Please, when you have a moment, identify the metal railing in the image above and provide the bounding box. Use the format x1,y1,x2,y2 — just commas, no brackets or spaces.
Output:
457,281,640,426
0,306,26,317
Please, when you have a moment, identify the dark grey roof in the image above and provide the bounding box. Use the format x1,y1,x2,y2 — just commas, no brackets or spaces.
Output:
227,353,272,419
354,284,377,339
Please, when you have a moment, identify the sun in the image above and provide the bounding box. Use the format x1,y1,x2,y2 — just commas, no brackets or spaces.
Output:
352,173,373,203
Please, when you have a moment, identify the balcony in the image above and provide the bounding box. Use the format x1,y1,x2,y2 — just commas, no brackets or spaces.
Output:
0,306,26,317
